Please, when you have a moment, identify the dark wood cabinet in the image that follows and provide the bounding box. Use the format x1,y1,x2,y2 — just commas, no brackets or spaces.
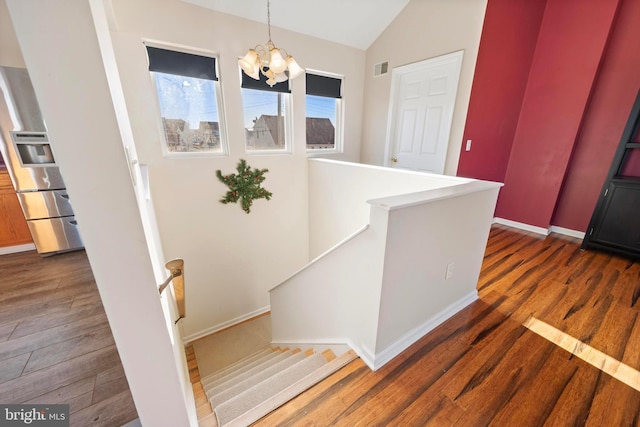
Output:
582,90,640,258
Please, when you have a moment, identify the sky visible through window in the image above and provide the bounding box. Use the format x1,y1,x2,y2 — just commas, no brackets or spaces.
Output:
306,95,336,125
155,73,219,129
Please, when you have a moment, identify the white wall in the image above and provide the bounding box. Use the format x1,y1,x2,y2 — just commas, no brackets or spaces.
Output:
89,1,197,423
105,0,366,340
271,161,502,370
5,0,193,425
375,186,498,354
0,0,23,67
270,221,385,360
308,158,470,258
361,0,488,175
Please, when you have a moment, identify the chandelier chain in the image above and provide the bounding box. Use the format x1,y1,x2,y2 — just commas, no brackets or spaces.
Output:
267,0,272,42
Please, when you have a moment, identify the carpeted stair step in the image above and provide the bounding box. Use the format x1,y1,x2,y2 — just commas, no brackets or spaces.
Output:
204,352,304,398
214,352,327,426
200,347,272,385
201,348,281,389
208,352,307,407
227,350,359,427
204,351,298,397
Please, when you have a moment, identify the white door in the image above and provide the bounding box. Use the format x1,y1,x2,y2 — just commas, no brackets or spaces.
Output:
386,51,463,174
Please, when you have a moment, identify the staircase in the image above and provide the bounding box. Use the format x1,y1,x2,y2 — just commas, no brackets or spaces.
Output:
200,346,358,426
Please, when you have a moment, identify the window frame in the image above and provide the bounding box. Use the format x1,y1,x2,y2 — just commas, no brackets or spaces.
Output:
305,69,344,154
240,68,293,155
145,42,229,159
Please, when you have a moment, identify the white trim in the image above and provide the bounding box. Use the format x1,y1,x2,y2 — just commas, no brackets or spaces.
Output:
493,217,549,236
0,243,36,255
549,226,586,239
120,418,142,427
182,305,270,344
370,291,478,371
356,343,376,371
304,69,344,155
493,218,586,239
144,40,230,159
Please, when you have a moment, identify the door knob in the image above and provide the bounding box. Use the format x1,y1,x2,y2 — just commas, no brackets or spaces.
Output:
391,157,398,163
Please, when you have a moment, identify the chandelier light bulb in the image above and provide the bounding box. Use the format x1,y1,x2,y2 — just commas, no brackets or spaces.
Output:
274,72,288,83
285,56,304,79
268,48,287,74
238,49,258,76
265,69,276,87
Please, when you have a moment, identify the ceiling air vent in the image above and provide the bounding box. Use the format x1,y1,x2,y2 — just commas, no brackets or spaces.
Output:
374,61,389,77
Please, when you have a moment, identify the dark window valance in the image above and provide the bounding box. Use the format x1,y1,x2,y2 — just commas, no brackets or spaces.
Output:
146,46,218,81
306,73,342,98
241,69,291,93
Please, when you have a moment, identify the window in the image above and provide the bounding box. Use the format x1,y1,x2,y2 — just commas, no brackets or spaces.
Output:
306,72,343,151
146,45,227,155
241,69,291,152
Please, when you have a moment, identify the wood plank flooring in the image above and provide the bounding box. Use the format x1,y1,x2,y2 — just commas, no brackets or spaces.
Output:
0,249,138,427
249,225,640,426
22,225,635,425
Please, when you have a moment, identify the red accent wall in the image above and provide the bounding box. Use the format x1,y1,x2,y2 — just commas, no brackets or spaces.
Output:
494,0,620,229
456,0,546,183
552,0,640,230
457,0,640,233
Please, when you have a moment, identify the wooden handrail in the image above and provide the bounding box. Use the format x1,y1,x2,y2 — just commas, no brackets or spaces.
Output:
158,258,185,323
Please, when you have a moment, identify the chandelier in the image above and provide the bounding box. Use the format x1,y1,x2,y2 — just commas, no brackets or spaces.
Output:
238,0,304,87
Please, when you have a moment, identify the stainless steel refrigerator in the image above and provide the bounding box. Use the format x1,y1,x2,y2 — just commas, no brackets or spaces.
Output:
0,66,83,255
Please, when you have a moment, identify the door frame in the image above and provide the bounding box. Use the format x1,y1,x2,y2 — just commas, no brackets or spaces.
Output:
383,50,464,172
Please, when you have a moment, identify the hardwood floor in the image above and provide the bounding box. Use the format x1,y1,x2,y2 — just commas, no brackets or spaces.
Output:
11,225,635,426
0,249,138,426
250,225,640,426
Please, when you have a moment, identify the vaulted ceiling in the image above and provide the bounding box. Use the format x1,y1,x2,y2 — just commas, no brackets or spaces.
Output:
180,0,411,50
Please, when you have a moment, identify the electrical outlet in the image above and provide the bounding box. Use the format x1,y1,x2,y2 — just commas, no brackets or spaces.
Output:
465,140,472,151
446,262,454,280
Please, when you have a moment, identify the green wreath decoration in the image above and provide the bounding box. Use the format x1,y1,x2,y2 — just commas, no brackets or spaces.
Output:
216,159,272,214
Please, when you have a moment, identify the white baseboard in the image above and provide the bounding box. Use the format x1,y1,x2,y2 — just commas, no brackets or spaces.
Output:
182,305,271,344
493,217,586,240
549,226,585,239
493,217,549,236
356,343,376,371
370,291,478,371
0,243,36,256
